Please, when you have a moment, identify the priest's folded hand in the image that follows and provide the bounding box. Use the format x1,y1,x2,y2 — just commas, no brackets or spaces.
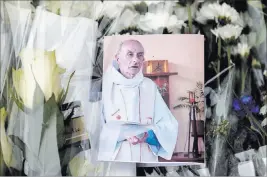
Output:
127,132,148,145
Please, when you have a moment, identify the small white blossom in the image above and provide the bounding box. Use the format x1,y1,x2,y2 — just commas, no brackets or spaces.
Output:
231,42,251,58
211,24,243,41
174,1,199,21
260,105,267,115
137,12,185,32
108,9,140,34
104,1,135,19
212,3,241,26
131,1,165,6
264,70,267,77
196,2,242,26
195,2,217,24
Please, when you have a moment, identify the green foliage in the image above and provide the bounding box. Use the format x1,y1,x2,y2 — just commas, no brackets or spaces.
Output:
39,94,65,154
59,71,75,105
173,81,204,114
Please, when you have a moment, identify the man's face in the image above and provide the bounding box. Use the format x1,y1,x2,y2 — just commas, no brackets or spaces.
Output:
116,41,145,78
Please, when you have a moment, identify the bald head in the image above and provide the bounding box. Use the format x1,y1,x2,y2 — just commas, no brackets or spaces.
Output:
115,39,145,79
116,39,144,55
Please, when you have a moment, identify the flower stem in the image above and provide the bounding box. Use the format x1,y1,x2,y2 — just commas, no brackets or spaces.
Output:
227,46,231,67
217,38,222,90
240,63,248,94
247,116,267,146
187,3,193,33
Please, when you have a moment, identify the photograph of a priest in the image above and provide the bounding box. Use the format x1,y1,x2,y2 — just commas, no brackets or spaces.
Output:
98,39,178,163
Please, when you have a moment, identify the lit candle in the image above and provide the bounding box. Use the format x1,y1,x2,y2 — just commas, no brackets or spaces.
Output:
164,60,167,72
189,91,195,104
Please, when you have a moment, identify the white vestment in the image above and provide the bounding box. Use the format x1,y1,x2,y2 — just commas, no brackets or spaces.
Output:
98,60,179,163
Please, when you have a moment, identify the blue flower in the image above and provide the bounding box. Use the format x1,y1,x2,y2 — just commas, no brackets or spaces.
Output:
241,95,252,104
232,95,260,118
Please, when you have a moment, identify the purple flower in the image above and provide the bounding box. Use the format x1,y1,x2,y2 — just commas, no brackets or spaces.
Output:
232,95,260,118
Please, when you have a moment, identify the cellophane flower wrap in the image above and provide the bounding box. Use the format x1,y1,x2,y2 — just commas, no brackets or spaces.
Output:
0,0,267,176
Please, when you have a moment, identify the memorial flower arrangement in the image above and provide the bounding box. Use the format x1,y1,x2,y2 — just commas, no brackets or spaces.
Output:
1,0,267,176
0,48,75,175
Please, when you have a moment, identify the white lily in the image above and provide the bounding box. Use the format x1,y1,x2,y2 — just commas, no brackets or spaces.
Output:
137,12,185,32
69,156,91,176
211,24,243,41
43,1,102,19
12,48,65,109
231,42,251,58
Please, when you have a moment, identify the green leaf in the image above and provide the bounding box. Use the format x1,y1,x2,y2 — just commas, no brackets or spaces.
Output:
39,93,65,154
247,115,267,139
56,8,60,15
56,106,65,150
9,89,25,112
39,94,57,154
59,71,75,105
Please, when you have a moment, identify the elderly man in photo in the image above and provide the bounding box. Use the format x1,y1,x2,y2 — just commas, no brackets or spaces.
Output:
98,39,178,165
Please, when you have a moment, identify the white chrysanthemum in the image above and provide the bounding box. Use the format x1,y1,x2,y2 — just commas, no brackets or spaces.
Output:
211,24,243,41
195,2,217,24
137,12,185,32
196,2,241,26
101,1,133,19
231,42,251,58
131,1,164,5
212,3,241,25
108,9,140,34
174,2,198,21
